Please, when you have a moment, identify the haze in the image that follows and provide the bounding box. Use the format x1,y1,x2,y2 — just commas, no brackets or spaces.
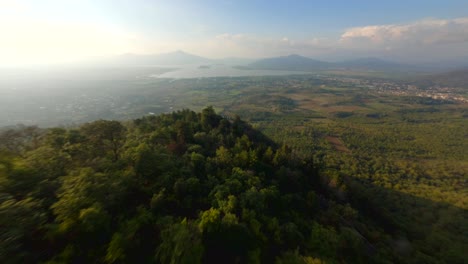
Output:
1,0,468,66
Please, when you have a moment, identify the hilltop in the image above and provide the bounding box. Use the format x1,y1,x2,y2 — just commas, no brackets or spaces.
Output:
0,108,417,263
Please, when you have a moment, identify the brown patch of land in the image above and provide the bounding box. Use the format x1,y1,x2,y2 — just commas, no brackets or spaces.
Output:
325,136,351,153
284,92,367,114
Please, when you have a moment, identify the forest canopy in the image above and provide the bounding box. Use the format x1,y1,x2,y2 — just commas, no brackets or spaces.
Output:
0,108,465,263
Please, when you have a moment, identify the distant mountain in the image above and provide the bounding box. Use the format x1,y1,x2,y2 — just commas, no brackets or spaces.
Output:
249,54,332,71
249,55,425,72
107,50,212,66
95,51,453,72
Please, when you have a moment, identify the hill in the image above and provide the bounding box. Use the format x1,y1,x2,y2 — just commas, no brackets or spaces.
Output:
249,55,422,72
1,108,418,263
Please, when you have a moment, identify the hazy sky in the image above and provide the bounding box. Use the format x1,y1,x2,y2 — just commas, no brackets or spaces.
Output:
1,0,468,65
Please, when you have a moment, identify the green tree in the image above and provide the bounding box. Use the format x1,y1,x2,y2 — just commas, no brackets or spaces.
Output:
156,219,204,264
81,120,126,161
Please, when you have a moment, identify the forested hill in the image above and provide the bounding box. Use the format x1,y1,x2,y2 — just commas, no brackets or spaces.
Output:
0,108,440,263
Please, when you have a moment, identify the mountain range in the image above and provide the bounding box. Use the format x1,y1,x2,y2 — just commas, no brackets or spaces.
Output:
95,50,465,73
248,54,427,72
105,50,211,66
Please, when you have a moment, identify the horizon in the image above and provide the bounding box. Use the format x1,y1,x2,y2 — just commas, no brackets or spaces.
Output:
6,50,465,70
2,48,468,69
1,0,468,66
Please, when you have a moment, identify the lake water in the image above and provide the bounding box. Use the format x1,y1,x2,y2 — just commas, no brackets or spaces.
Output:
154,64,309,79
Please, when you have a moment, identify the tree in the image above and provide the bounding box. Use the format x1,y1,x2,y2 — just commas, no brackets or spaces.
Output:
81,120,126,161
156,219,204,264
201,106,221,131
0,197,46,263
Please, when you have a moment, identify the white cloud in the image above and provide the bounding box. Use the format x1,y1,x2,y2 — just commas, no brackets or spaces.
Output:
2,12,468,65
186,33,332,58
340,17,468,47
192,18,468,60
336,17,468,62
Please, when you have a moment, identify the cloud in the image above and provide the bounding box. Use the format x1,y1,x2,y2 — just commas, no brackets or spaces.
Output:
193,18,468,60
3,12,468,65
335,17,468,62
190,33,332,58
340,17,468,48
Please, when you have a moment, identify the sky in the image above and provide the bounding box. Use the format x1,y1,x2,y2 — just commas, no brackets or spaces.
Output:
1,0,468,65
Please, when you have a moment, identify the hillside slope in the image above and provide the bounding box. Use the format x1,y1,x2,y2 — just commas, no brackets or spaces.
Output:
1,108,465,263
0,108,408,264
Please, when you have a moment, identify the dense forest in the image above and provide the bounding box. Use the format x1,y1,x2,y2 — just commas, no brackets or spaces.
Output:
0,108,465,263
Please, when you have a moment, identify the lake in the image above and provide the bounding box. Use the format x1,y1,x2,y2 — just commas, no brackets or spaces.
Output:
154,64,309,78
